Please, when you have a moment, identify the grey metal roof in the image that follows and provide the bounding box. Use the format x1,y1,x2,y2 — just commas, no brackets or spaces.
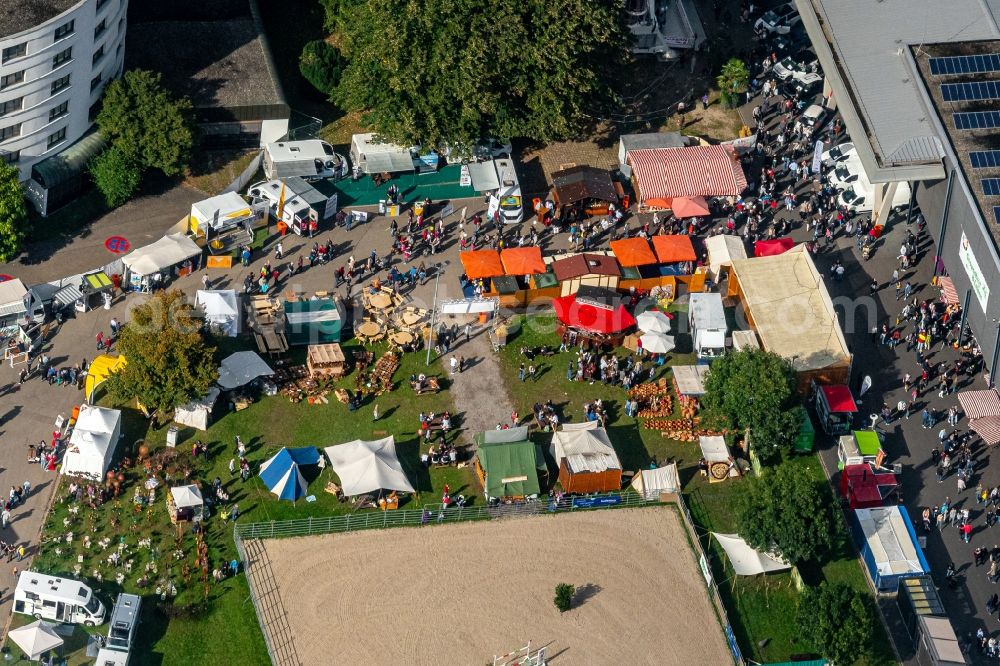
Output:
30,129,106,189
620,132,687,153
0,0,82,40
795,0,1000,181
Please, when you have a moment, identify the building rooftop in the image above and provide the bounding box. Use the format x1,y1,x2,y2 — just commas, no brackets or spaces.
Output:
125,18,282,109
0,0,81,40
911,40,1000,250
795,0,1000,182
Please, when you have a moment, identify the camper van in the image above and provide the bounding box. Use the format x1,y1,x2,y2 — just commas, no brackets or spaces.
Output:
263,141,348,182
93,592,141,665
467,159,523,224
688,292,727,359
246,178,334,235
14,571,106,626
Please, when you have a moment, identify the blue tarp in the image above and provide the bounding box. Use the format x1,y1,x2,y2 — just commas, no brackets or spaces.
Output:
259,447,320,501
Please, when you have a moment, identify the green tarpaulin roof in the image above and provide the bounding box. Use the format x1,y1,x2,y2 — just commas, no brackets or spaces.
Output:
475,437,545,498
853,430,881,455
31,129,106,189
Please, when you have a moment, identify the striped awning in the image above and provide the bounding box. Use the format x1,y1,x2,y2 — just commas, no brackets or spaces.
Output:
626,145,748,202
971,415,1000,444
957,389,1000,421
938,276,959,305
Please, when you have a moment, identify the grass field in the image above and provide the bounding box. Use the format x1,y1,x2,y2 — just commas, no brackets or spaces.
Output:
496,315,895,665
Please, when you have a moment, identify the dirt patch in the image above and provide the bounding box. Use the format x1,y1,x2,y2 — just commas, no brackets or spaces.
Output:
259,507,729,666
184,150,260,196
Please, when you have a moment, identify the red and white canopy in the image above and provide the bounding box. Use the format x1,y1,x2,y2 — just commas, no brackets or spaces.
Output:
627,145,747,202
957,389,1000,421
970,415,1000,445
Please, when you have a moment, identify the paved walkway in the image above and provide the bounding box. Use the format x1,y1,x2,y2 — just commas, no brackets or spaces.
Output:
437,328,515,438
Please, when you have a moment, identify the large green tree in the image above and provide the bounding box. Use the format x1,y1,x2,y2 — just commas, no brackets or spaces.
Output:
716,58,749,108
735,461,839,564
334,0,628,145
702,349,802,463
104,290,218,415
797,582,877,665
89,145,143,208
0,162,27,263
96,69,195,176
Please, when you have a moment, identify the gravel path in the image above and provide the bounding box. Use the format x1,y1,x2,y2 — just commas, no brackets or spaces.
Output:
438,325,516,439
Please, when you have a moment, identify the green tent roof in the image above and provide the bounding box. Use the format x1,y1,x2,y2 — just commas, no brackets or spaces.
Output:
476,439,545,498
284,298,342,345
853,430,881,455
30,129,106,189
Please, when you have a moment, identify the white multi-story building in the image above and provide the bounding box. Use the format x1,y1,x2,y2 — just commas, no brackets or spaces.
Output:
0,0,128,181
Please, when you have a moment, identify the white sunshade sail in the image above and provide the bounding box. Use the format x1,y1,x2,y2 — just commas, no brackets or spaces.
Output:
713,533,791,576
8,620,63,660
324,436,415,496
639,332,676,354
636,310,672,334
217,351,274,389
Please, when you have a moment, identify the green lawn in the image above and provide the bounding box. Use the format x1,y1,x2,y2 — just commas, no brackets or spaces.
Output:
497,315,895,665
21,338,470,665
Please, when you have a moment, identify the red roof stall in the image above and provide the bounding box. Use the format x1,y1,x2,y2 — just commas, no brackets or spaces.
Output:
553,286,636,345
840,463,899,510
753,237,795,257
626,145,747,207
814,384,858,435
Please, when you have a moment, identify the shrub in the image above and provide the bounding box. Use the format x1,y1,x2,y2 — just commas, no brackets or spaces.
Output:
299,40,345,97
554,583,574,613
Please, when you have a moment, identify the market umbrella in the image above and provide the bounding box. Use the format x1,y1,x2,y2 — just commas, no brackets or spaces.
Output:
670,195,710,218
640,332,676,354
9,620,63,660
636,310,672,334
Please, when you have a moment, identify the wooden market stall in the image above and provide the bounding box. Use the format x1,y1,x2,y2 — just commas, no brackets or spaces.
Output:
167,485,204,524
307,343,347,379
551,422,621,494
549,165,622,218
551,252,622,297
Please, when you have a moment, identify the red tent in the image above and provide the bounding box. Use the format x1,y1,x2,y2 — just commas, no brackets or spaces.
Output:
839,463,899,510
754,237,795,257
670,195,710,218
553,294,636,334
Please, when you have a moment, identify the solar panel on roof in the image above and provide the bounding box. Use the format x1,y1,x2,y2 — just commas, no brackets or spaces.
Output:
984,178,1000,196
994,206,1000,225
930,53,1000,75
941,81,1000,102
970,151,1000,168
954,111,1000,130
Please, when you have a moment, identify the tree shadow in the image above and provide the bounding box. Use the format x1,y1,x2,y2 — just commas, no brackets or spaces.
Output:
573,582,603,607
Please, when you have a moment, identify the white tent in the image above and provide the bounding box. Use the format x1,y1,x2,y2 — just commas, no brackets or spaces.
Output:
630,463,680,499
324,436,415,496
704,235,748,279
217,351,274,389
8,620,63,660
63,405,122,480
673,364,711,397
699,435,730,463
713,533,791,575
174,387,220,431
170,484,203,509
551,422,620,474
196,290,240,337
122,233,202,277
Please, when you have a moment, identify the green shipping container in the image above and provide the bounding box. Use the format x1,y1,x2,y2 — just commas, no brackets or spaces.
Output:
795,411,816,453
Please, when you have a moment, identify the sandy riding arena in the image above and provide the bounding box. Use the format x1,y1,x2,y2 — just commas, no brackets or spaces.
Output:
258,507,731,665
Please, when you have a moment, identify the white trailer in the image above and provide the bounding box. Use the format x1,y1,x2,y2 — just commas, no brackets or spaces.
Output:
13,571,106,626
466,158,523,224
688,292,727,359
263,140,348,181
189,192,255,236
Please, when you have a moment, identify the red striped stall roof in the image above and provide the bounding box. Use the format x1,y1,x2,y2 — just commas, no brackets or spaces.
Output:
938,276,959,305
626,145,748,202
971,415,1000,445
958,389,1000,421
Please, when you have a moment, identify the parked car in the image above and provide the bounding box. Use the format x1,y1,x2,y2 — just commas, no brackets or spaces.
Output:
838,179,912,213
821,142,855,168
801,104,828,130
772,51,814,81
828,153,863,189
755,3,801,34
443,138,513,164
779,76,822,103
771,24,809,51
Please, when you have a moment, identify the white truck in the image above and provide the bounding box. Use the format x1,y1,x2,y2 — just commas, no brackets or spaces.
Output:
466,158,523,224
13,571,106,626
688,292,728,359
95,593,141,665
263,140,348,182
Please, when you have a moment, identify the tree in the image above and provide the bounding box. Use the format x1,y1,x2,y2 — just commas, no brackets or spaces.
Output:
716,58,749,108
299,40,345,98
319,0,359,33
97,69,195,176
701,349,801,463
334,0,628,146
89,145,143,208
104,290,218,415
554,583,575,613
0,162,26,262
797,582,877,665
735,461,839,564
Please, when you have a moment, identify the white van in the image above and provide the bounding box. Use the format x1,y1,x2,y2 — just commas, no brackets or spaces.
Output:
688,293,728,359
263,140,348,182
94,592,140,665
467,159,523,224
838,169,912,213
14,571,106,626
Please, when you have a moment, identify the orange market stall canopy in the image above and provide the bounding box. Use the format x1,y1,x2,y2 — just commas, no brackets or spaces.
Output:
460,250,504,280
499,247,545,276
609,238,658,267
626,145,747,207
651,234,697,264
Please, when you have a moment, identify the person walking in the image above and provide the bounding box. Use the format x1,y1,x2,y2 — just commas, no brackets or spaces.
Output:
518,363,526,381
1,508,10,529
275,242,284,260
450,356,459,374
20,481,29,499
465,323,472,343
372,403,380,421
96,331,105,350
202,274,210,290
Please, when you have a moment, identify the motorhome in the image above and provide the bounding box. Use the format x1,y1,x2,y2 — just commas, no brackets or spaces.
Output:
688,292,728,359
246,178,336,234
14,571,106,626
350,133,438,175
94,593,141,665
263,141,348,182
466,159,523,224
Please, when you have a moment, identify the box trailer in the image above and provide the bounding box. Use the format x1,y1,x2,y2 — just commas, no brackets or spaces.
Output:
688,292,727,359
850,506,930,593
189,192,256,236
14,571,106,626
247,177,336,234
263,140,348,181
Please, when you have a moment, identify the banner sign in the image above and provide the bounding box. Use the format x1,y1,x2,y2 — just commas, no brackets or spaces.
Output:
959,231,990,313
811,139,824,174
323,194,338,221
571,495,622,509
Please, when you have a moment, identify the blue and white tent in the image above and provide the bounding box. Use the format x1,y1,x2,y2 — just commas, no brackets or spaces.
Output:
259,447,321,501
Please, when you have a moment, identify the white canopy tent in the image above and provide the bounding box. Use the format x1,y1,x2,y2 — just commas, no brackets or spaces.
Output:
62,405,122,479
713,533,791,575
551,421,620,474
170,484,203,509
174,387,220,431
196,290,240,337
324,436,415,496
8,620,63,660
217,351,274,390
700,435,730,463
673,364,711,396
122,233,202,278
704,235,748,279
438,297,499,315
630,463,680,499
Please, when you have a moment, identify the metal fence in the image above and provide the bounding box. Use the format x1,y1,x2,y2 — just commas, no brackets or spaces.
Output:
222,151,263,194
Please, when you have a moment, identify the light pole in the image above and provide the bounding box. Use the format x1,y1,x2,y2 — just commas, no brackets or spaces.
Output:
426,262,445,366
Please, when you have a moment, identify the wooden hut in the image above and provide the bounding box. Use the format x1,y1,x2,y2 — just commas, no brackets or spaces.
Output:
307,343,347,379
551,422,621,493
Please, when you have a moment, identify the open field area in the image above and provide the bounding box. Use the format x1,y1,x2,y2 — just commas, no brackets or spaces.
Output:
258,507,728,666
